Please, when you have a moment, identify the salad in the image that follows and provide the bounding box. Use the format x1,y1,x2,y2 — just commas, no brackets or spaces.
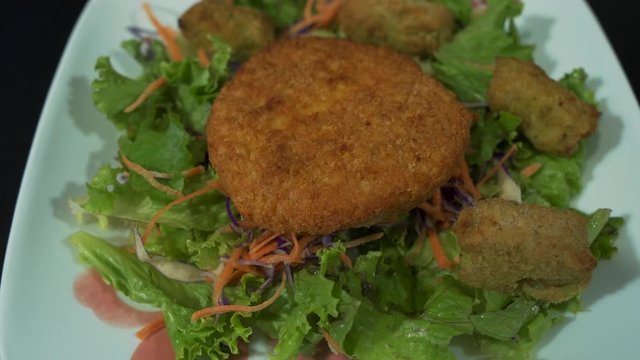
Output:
69,0,624,359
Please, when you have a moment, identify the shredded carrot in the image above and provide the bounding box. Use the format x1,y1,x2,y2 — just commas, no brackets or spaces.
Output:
289,233,301,263
181,165,206,178
124,77,167,113
142,3,183,61
248,242,280,260
298,236,316,251
314,0,342,27
428,229,451,270
213,247,243,304
135,316,165,340
249,230,275,250
520,162,542,177
197,47,210,67
120,150,182,197
321,328,346,355
303,0,314,20
345,232,384,248
249,232,282,255
432,189,442,209
289,0,343,35
457,159,481,200
142,180,222,242
418,202,447,222
260,254,291,264
476,144,518,187
233,264,262,277
192,272,286,320
339,252,353,269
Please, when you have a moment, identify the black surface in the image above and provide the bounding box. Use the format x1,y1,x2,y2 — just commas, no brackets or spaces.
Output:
0,1,638,275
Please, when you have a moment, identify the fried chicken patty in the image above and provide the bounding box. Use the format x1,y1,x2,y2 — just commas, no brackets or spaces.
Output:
453,198,596,303
487,57,599,156
337,0,456,57
207,37,472,234
179,0,275,61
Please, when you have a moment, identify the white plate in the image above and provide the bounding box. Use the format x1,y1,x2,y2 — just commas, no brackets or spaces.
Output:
1,0,639,359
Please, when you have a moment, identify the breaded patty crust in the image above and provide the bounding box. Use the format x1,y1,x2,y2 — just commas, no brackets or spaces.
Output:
487,57,599,156
453,198,596,303
337,0,456,57
208,37,472,234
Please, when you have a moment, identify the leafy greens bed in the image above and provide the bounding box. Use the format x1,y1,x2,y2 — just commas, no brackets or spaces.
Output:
70,0,623,359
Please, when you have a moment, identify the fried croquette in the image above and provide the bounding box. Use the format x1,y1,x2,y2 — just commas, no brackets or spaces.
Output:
179,0,275,60
453,198,596,303
336,0,456,57
487,57,599,156
207,37,472,235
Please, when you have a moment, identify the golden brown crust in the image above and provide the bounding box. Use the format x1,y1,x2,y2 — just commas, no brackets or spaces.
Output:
207,37,471,234
453,198,597,303
337,0,455,57
179,0,275,60
487,57,599,156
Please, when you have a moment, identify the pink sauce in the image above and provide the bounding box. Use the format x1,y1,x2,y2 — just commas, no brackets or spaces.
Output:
74,269,349,359
131,328,176,360
73,269,161,328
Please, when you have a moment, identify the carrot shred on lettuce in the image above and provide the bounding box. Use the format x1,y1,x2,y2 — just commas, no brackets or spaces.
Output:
477,144,518,187
135,316,165,340
141,180,223,242
289,0,343,35
142,2,183,61
192,272,286,320
521,162,543,177
123,77,166,113
119,149,182,197
428,229,452,270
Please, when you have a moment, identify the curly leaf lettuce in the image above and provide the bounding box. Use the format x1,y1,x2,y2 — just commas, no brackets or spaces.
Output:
92,37,231,134
510,142,584,208
432,0,534,101
70,231,253,360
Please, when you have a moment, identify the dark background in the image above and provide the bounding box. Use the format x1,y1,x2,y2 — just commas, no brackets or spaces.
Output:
0,1,638,274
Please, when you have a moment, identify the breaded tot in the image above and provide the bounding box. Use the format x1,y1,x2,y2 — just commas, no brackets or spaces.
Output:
179,0,275,60
453,198,596,303
487,57,599,156
336,0,455,57
208,37,472,235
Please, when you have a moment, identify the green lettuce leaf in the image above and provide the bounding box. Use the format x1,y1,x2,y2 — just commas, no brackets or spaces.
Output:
79,165,228,231
432,0,534,101
92,37,231,134
510,142,584,207
470,298,540,341
70,231,254,360
233,0,306,31
467,111,521,165
590,215,624,259
559,68,597,106
342,299,469,360
270,271,340,360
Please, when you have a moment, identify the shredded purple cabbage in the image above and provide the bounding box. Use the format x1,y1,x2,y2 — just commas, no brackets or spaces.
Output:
255,271,276,294
127,26,157,39
284,263,295,289
225,197,242,234
320,234,333,247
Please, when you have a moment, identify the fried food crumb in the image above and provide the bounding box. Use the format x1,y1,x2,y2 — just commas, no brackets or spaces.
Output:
208,37,472,234
337,0,456,57
487,57,599,156
453,198,596,303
